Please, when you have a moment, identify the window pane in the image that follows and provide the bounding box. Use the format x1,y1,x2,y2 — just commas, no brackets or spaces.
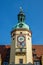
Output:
37,62,40,65
34,62,37,65
34,61,40,65
3,62,8,65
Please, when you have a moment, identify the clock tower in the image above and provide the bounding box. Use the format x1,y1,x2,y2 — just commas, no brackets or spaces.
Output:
9,8,33,65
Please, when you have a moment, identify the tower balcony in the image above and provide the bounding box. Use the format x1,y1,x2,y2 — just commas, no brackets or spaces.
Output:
15,48,26,54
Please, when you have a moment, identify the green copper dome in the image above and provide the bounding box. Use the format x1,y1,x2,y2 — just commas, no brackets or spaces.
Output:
12,22,29,30
12,7,30,31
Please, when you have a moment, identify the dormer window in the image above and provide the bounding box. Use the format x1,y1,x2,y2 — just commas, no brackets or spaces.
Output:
33,54,37,58
32,49,36,52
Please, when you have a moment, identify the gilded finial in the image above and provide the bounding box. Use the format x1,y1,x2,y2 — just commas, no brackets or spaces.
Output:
20,7,23,12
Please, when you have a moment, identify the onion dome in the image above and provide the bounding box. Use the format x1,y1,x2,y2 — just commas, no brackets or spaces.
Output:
12,7,29,31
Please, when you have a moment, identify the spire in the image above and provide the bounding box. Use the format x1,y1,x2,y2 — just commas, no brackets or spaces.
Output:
18,7,25,23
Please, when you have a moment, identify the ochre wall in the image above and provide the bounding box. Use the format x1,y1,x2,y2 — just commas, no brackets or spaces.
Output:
10,29,33,64
15,55,26,64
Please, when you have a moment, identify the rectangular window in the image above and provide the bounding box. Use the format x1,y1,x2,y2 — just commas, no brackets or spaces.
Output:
34,61,41,65
34,62,36,65
3,62,8,65
19,59,23,64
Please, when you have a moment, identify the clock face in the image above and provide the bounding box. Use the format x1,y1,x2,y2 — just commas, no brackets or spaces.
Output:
17,36,25,43
17,35,25,47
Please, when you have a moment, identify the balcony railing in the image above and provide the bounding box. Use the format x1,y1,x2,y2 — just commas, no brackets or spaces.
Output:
9,62,33,65
9,63,33,65
15,48,26,54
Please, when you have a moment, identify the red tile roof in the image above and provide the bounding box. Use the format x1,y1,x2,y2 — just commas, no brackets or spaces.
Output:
0,45,43,64
32,45,43,57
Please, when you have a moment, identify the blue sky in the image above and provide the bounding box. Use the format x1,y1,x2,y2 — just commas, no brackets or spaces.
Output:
0,0,43,45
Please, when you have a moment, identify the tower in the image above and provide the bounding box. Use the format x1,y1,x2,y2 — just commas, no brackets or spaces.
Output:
9,8,33,65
